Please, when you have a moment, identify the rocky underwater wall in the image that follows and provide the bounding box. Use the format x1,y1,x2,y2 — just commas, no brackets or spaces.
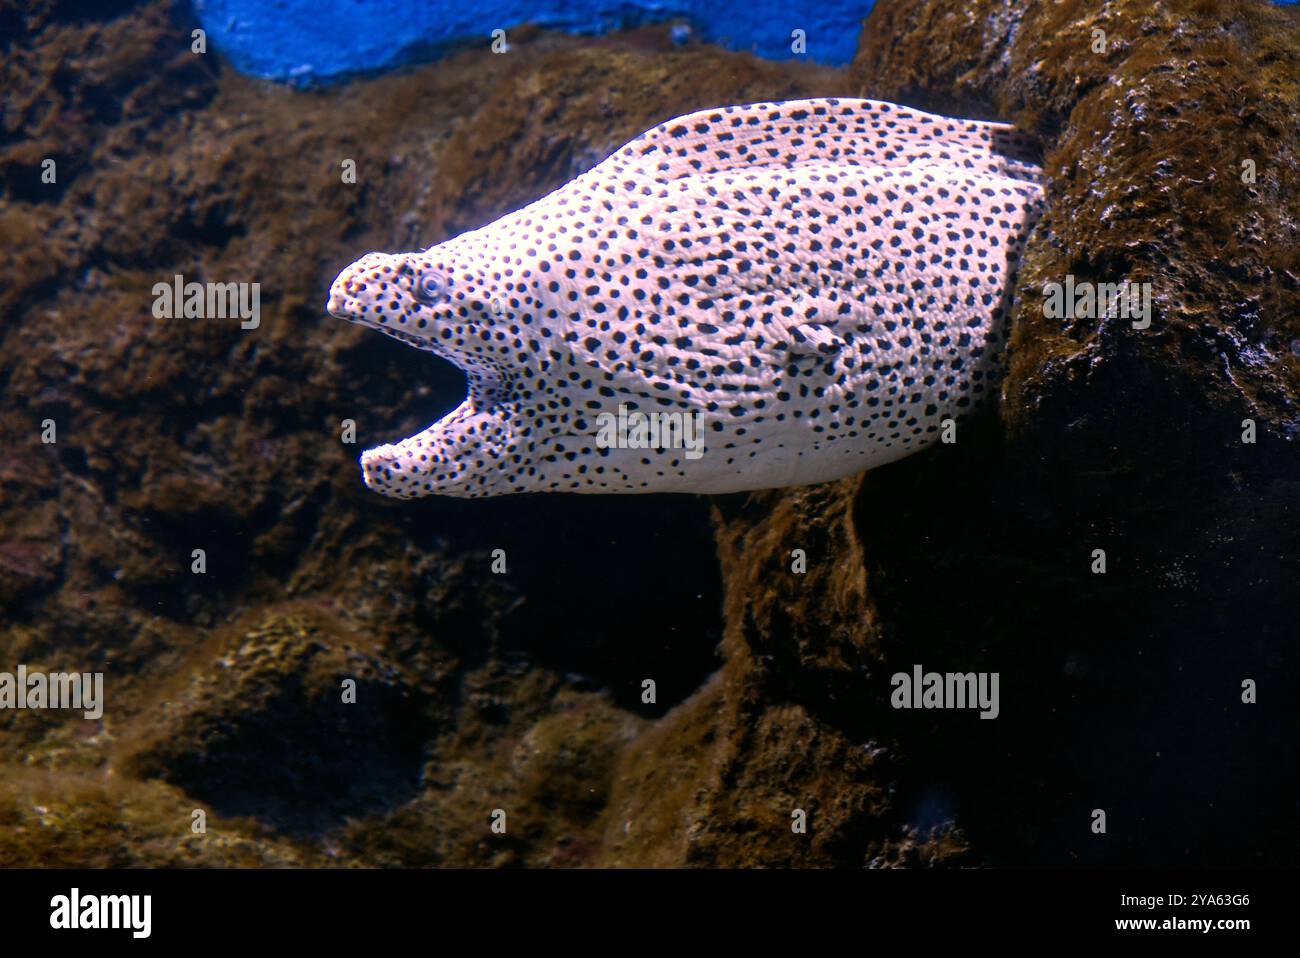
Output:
1,0,1298,868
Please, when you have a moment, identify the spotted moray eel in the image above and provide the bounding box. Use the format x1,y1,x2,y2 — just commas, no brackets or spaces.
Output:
326,97,1044,498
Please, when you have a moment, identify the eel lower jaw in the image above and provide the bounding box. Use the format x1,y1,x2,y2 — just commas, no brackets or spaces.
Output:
359,441,415,496
359,398,518,499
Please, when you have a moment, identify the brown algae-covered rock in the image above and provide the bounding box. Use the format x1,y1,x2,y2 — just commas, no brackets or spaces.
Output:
116,607,434,833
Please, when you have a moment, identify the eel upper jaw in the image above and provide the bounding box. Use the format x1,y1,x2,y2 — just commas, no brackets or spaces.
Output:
325,263,375,324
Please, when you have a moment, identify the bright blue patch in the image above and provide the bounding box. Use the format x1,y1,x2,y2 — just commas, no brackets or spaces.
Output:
193,0,876,85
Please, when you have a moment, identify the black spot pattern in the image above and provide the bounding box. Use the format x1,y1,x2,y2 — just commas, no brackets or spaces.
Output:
325,98,1045,499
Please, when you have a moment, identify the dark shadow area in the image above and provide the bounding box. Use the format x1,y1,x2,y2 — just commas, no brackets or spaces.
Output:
854,374,1300,866
374,488,724,717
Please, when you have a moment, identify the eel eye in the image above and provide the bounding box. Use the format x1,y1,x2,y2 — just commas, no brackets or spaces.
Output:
414,270,446,304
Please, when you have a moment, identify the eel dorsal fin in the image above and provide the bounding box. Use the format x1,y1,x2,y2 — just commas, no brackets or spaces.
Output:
589,97,1043,189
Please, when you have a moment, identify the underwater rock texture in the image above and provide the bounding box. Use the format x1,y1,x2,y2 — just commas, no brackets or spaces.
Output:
2,0,1298,866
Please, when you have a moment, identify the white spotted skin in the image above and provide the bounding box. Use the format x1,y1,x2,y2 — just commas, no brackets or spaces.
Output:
326,97,1045,499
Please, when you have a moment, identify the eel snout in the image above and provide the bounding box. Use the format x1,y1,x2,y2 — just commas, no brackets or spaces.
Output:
325,251,402,325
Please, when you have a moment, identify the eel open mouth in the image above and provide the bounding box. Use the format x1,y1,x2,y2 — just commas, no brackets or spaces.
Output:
326,259,517,499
